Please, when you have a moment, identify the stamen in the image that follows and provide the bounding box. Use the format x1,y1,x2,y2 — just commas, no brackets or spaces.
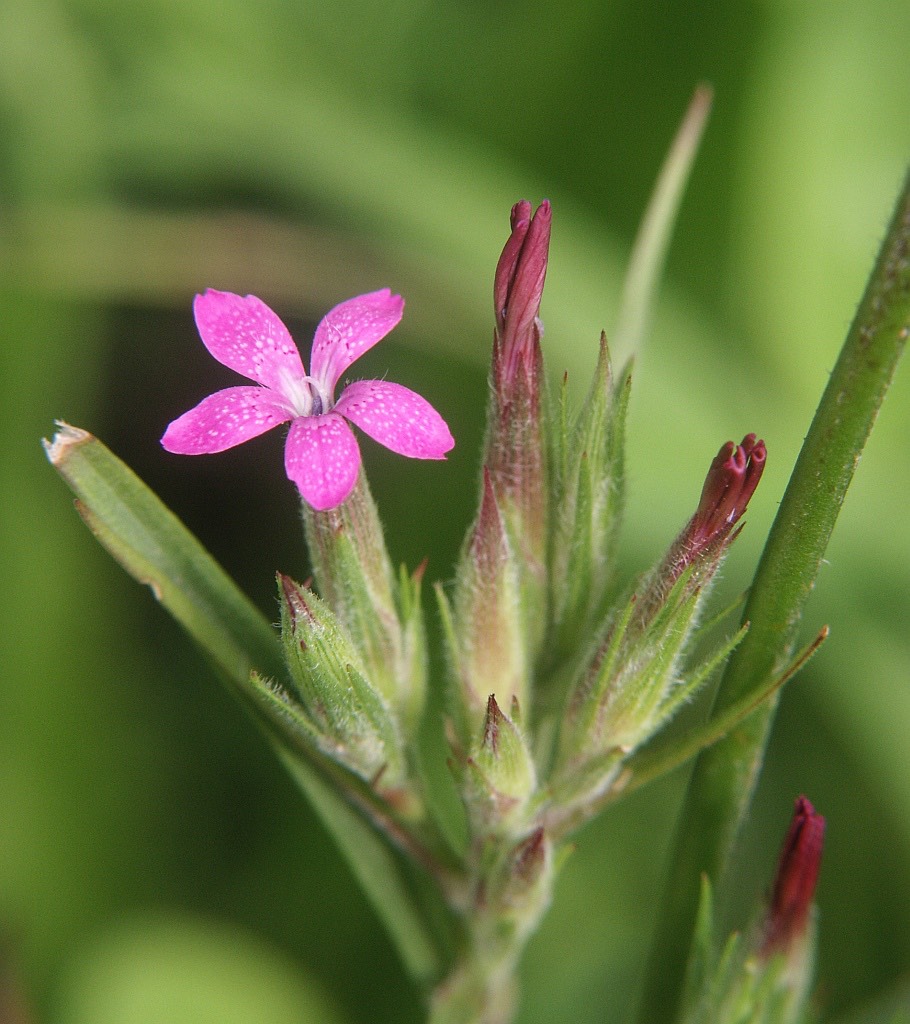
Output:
278,369,334,418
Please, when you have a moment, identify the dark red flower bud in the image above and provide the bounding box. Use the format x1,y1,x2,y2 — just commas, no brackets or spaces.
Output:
689,433,766,549
643,435,766,617
493,200,552,381
762,796,826,956
481,203,552,610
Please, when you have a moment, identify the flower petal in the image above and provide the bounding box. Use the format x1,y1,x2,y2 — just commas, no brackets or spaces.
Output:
193,289,306,392
335,380,454,459
161,386,293,454
284,413,361,510
310,289,404,391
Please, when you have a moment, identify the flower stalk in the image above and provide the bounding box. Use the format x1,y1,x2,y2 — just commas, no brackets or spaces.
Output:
301,474,428,736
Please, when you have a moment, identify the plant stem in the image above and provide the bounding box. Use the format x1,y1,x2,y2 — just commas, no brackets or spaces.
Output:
636,169,910,1024
428,831,555,1024
427,909,543,1024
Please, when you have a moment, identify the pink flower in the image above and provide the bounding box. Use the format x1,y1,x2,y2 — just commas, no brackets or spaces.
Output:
162,289,454,510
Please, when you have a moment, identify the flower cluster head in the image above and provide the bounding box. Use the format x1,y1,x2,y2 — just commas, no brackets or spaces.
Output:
162,289,454,510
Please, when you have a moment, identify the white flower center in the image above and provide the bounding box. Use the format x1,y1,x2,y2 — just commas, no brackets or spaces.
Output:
279,369,333,418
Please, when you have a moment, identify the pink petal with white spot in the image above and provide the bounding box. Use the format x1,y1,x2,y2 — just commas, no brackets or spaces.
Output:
193,290,306,393
161,386,293,454
284,412,361,510
335,380,454,459
310,289,404,392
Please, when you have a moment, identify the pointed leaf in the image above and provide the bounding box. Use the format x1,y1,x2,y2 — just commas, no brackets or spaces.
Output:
613,85,712,354
44,424,444,983
45,422,285,686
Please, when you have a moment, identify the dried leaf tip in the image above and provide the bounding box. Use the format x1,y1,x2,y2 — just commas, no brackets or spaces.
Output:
42,421,91,465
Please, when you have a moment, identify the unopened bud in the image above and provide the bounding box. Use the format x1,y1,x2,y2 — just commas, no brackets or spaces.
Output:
636,435,766,627
464,695,537,833
684,801,825,1024
278,573,406,792
689,433,767,551
483,201,553,655
556,435,766,800
494,200,551,381
761,796,826,958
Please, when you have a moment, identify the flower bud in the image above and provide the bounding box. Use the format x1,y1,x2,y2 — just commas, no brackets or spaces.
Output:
482,201,553,654
463,695,537,834
629,434,766,635
493,200,551,381
671,435,766,575
761,796,825,958
556,436,766,804
687,798,826,1024
278,573,407,793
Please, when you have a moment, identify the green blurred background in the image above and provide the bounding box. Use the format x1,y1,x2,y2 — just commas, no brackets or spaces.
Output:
2,0,908,1021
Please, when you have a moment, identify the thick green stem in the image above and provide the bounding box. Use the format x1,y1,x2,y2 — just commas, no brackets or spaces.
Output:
429,945,519,1024
636,171,910,1024
427,910,543,1024
428,831,554,1024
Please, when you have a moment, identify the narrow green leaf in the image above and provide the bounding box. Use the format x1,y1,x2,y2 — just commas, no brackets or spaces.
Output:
45,424,445,983
652,622,751,733
44,422,284,686
612,627,827,807
636,170,910,1024
613,85,713,355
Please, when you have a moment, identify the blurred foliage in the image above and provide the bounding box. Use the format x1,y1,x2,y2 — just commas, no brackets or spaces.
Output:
1,0,907,1022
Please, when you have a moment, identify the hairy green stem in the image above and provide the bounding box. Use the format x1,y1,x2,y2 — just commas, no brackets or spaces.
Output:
428,888,552,1024
636,170,910,1024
